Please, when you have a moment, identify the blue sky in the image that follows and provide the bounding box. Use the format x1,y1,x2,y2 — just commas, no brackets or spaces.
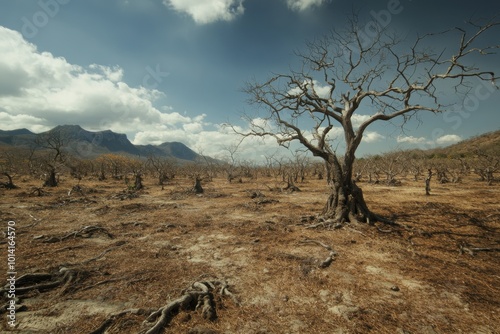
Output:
0,0,499,162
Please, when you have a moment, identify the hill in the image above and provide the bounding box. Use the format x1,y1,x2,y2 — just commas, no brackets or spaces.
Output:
434,130,500,157
0,125,202,162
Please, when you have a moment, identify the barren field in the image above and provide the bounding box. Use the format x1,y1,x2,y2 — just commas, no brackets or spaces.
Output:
1,175,499,333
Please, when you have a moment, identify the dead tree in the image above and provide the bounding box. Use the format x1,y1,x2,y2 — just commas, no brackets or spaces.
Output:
0,149,19,189
235,15,499,224
134,172,144,190
0,172,17,189
192,176,204,194
472,150,499,185
35,127,69,163
146,155,176,185
43,164,58,187
425,169,433,196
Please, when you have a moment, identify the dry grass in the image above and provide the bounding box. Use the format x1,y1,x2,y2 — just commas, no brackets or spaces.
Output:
1,175,499,333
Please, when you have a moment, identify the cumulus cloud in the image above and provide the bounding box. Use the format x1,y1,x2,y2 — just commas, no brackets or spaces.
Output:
0,26,168,134
164,0,244,24
286,0,329,11
351,114,371,128
397,134,462,147
363,131,384,143
436,134,462,145
397,135,428,144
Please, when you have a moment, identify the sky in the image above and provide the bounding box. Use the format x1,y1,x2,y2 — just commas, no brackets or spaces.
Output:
0,0,499,162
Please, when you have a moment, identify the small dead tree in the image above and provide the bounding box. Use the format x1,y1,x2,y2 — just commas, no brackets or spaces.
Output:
472,149,499,185
0,150,19,189
134,172,144,190
35,127,69,163
192,176,204,194
146,155,176,186
43,164,58,187
425,169,433,196
0,172,17,189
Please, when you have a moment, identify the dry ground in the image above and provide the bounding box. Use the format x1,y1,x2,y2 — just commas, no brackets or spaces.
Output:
0,174,499,333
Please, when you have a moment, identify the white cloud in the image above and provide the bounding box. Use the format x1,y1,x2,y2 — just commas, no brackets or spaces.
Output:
286,0,329,11
0,112,50,133
396,134,462,147
363,131,384,143
88,64,124,82
351,114,371,128
436,134,462,145
164,0,244,24
183,122,204,133
397,135,428,144
0,26,166,134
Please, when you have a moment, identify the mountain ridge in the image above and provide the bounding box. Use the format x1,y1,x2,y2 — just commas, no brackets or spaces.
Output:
0,125,201,162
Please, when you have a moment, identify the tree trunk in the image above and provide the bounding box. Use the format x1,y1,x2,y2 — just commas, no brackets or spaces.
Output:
321,156,376,224
322,179,375,224
425,169,432,196
134,173,143,190
44,167,58,187
193,177,204,194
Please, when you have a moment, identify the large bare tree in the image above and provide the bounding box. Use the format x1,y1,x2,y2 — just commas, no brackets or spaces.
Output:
238,16,499,225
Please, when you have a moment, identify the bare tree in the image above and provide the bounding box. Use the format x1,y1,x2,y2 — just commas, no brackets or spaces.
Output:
425,168,433,196
221,142,242,183
0,149,19,189
378,151,407,186
146,155,176,186
35,128,68,163
472,149,499,185
236,16,499,224
35,127,74,187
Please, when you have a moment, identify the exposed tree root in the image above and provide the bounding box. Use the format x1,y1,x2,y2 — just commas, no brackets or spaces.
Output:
89,279,238,334
0,267,89,297
299,238,337,268
144,280,237,334
305,218,344,230
42,225,113,243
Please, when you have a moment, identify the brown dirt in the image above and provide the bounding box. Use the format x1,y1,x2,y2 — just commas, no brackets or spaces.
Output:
1,175,499,333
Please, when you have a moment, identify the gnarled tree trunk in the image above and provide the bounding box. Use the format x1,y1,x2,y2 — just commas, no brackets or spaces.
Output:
322,154,376,224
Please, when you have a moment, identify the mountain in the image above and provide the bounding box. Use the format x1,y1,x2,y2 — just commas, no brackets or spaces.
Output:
0,128,36,146
135,142,199,161
0,125,202,162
